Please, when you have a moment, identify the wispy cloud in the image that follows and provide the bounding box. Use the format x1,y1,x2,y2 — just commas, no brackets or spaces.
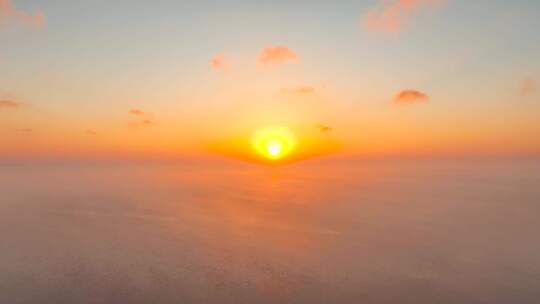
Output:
0,0,46,30
127,108,155,129
85,129,98,136
393,89,429,104
0,99,21,108
128,119,155,129
520,78,537,97
258,46,298,66
210,54,229,71
363,0,442,33
281,86,317,96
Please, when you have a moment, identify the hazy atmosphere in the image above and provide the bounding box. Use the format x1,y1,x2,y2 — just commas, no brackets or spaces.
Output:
1,1,540,303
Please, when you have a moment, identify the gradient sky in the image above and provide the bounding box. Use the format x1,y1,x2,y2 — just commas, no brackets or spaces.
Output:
1,0,539,160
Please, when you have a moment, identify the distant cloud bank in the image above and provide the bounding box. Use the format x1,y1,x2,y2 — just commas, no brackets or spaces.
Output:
393,90,429,104
0,0,46,30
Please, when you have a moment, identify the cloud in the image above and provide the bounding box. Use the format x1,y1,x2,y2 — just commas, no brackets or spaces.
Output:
140,119,154,126
127,108,155,129
129,109,146,116
210,54,229,71
129,119,155,129
316,124,333,133
0,0,46,30
393,89,429,104
258,46,298,66
520,78,536,97
17,128,32,132
281,86,317,96
0,99,21,108
363,0,442,33
85,129,98,136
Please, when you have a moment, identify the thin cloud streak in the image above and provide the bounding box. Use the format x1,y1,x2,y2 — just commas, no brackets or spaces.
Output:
129,109,146,116
281,86,317,96
0,99,21,108
128,119,155,129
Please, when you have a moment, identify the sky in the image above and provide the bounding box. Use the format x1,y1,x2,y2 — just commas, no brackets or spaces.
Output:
1,0,539,161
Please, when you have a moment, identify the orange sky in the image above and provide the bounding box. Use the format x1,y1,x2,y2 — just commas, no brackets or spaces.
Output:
1,1,540,162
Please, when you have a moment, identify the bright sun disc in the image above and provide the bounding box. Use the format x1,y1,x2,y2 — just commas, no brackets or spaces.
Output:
266,140,283,157
252,126,296,160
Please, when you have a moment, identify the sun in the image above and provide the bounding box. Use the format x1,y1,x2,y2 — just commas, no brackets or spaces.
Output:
252,126,296,160
266,140,283,157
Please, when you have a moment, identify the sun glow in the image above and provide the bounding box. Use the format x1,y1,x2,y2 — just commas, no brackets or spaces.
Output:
252,126,296,160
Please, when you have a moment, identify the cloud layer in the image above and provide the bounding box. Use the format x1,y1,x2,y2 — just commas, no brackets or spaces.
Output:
258,47,298,66
393,90,429,104
364,0,441,32
0,0,46,30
